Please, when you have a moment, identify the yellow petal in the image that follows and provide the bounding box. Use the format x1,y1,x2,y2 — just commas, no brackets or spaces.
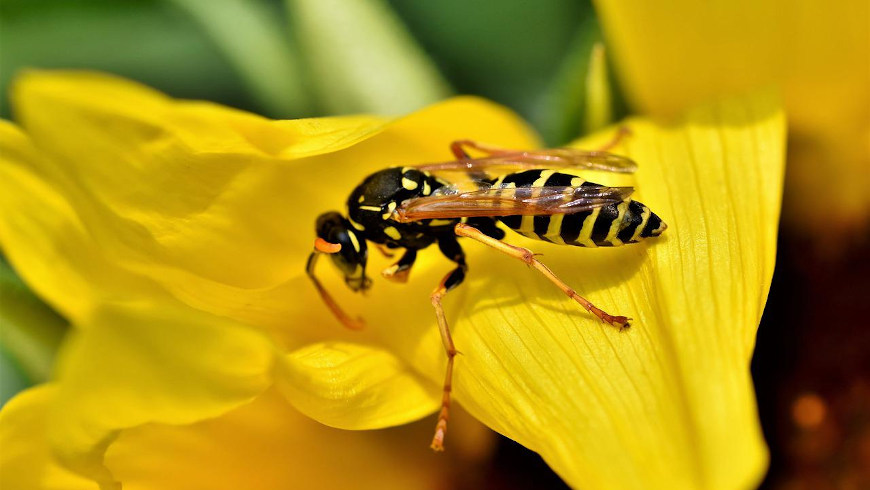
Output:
342,93,782,488
0,120,163,323
48,302,275,486
0,385,97,490
276,342,439,429
594,0,870,240
103,388,470,490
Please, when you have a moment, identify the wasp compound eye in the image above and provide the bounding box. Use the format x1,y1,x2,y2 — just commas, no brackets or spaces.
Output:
315,211,371,292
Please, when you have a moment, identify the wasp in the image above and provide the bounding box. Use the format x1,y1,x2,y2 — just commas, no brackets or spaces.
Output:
307,133,666,451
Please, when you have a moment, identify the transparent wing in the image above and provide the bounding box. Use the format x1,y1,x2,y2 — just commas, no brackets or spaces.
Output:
415,149,638,176
393,185,634,222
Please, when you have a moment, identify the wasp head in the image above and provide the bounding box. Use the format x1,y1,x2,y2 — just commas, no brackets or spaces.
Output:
315,211,371,292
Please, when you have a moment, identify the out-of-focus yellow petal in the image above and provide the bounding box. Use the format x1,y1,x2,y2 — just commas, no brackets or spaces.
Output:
103,388,457,490
1,386,494,490
0,121,178,324
0,385,97,490
276,342,439,429
594,0,870,241
362,93,779,488
13,70,387,160
48,303,275,487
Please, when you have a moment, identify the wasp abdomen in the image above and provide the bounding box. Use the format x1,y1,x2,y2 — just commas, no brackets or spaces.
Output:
492,169,666,247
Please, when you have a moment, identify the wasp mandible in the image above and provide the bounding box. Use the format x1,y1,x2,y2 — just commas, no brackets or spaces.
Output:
307,131,666,451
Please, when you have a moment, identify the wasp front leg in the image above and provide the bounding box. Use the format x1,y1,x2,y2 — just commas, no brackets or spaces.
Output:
429,236,467,451
381,249,417,283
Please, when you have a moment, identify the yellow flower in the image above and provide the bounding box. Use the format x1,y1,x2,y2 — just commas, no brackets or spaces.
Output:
0,71,784,488
1,382,491,490
594,0,870,246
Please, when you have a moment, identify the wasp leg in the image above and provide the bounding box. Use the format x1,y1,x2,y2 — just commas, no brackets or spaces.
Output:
450,139,518,160
451,126,631,159
594,126,632,152
454,223,629,329
465,217,505,240
429,236,467,451
306,251,365,330
381,249,417,283
374,243,396,259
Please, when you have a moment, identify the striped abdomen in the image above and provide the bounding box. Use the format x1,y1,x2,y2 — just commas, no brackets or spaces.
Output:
493,170,666,247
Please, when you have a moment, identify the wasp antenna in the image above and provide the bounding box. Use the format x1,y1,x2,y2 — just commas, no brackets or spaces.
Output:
314,237,342,254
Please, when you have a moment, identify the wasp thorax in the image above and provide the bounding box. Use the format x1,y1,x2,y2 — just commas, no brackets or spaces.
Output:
315,211,371,292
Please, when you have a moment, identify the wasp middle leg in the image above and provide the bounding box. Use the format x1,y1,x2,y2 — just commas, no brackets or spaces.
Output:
429,236,467,451
454,223,629,329
306,250,366,331
381,249,417,283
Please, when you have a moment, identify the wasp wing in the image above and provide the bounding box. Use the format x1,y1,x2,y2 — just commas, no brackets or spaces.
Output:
415,149,637,176
393,185,634,222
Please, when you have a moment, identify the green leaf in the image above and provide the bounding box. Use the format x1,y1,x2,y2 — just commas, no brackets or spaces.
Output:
0,344,30,407
583,42,613,134
0,257,67,384
285,0,452,115
536,18,607,145
0,0,248,118
168,0,312,117
388,0,595,126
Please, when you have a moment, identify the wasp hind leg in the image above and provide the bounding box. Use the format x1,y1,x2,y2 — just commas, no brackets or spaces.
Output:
429,236,467,451
465,217,505,240
454,223,629,329
450,139,517,160
381,249,417,283
593,126,631,152
450,126,631,159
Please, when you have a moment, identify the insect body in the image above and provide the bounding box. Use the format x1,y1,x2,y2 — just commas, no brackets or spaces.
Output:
307,137,666,451
482,169,665,247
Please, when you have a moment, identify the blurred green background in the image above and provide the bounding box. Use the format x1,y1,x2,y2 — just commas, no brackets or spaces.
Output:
0,0,621,142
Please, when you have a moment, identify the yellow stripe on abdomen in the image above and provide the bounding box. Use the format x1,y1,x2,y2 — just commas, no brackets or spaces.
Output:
604,201,629,246
574,208,601,247
544,213,566,244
